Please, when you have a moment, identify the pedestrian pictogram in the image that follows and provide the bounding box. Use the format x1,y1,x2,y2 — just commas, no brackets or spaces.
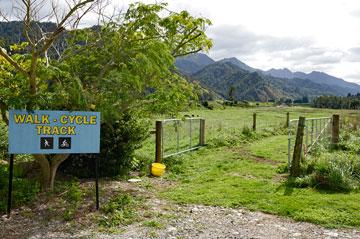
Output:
59,137,71,149
40,137,53,149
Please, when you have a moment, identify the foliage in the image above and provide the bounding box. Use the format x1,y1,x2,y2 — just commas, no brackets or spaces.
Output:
60,111,149,177
290,130,360,192
0,2,212,190
142,220,164,229
0,120,7,160
0,164,40,213
292,153,360,192
61,181,83,221
313,94,360,110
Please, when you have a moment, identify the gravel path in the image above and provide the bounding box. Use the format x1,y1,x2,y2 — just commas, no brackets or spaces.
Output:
3,201,359,239
1,179,359,239
103,204,360,239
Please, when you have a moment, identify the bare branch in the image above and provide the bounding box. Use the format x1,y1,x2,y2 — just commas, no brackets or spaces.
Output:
23,0,36,47
38,0,96,54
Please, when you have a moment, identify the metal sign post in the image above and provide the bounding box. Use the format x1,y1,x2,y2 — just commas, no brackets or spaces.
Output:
7,110,101,216
95,157,99,210
7,154,14,218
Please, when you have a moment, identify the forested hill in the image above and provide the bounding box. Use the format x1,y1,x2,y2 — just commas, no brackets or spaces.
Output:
176,53,360,101
175,53,215,74
0,21,58,48
191,61,343,101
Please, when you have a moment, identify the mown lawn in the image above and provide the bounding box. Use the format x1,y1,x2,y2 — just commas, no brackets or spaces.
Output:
160,134,360,229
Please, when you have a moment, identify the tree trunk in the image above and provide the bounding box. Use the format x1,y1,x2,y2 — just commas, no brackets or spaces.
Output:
34,154,50,190
33,154,69,191
49,154,69,190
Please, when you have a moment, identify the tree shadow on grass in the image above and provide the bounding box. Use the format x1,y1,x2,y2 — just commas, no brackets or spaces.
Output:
275,176,353,196
275,177,295,196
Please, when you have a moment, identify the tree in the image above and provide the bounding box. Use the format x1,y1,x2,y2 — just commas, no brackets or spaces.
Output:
228,85,235,102
0,0,100,191
0,1,212,190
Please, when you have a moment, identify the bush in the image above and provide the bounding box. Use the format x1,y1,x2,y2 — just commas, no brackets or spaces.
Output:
291,153,360,192
0,164,40,213
60,111,149,178
0,121,8,161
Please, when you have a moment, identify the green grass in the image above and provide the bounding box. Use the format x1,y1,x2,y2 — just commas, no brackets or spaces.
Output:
104,106,360,230
249,135,289,162
142,220,164,229
136,106,360,228
160,132,360,229
135,106,351,157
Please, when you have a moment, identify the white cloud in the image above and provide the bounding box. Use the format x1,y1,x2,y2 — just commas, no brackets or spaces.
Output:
1,0,360,83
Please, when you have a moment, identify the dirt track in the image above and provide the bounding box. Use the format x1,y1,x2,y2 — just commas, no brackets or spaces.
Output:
1,179,359,239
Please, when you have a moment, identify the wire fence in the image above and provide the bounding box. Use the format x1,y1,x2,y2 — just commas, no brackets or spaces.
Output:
204,113,286,138
161,118,203,159
288,117,332,167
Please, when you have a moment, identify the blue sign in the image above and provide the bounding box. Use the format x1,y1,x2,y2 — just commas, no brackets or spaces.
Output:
8,110,100,154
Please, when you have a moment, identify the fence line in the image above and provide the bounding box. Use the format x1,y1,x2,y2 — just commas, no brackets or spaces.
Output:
288,117,332,167
155,118,205,162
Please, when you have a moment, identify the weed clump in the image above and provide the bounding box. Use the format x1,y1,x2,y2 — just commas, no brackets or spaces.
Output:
99,193,139,227
290,153,360,192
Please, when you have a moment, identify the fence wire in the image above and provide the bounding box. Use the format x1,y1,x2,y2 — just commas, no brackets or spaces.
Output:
205,114,285,137
288,117,332,167
162,118,202,158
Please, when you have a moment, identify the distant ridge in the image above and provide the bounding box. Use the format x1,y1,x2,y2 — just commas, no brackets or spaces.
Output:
175,53,360,101
175,53,215,75
264,68,360,94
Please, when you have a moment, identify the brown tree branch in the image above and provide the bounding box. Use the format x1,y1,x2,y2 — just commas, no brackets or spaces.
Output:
22,0,36,48
0,48,29,76
0,101,9,126
38,0,95,55
173,48,202,58
171,26,199,55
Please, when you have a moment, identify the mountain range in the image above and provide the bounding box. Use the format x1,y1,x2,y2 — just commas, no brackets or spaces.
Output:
1,21,360,102
175,53,360,101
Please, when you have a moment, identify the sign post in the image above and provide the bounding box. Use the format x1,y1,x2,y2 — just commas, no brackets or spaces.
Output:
8,110,101,216
95,157,99,210
7,154,14,218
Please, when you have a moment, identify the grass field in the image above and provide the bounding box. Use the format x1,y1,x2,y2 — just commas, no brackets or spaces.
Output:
137,106,360,229
135,106,355,165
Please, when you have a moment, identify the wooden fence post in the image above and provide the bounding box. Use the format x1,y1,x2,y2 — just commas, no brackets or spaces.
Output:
199,119,206,146
286,112,290,128
290,116,305,177
332,114,340,145
253,113,257,131
155,120,163,163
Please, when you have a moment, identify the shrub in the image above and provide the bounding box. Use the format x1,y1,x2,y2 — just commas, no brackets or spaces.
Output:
0,164,40,213
60,111,149,178
292,153,360,192
0,121,8,161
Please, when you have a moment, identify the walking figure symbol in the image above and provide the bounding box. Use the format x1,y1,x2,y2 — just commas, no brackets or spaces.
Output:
44,140,50,147
40,137,53,149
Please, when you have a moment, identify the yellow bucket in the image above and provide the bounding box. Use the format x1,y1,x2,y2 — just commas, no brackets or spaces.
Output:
151,163,166,177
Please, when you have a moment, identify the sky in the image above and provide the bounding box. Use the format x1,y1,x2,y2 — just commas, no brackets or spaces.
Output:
2,0,360,84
